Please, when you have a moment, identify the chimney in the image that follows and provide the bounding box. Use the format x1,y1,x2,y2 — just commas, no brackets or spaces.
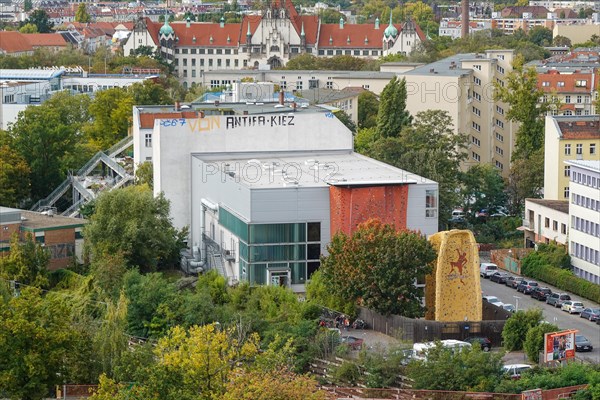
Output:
279,90,284,105
175,101,180,111
461,0,469,39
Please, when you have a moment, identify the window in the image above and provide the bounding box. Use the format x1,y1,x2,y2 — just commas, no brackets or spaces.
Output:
296,81,303,90
496,65,505,74
191,70,196,77
191,49,196,54
473,92,481,101
183,58,187,66
564,144,571,155
577,95,582,103
575,80,587,87
472,152,480,162
557,81,565,87
553,220,558,231
590,144,596,155
564,165,570,177
474,77,481,86
495,160,503,170
208,59,213,67
542,81,550,87
191,58,196,66
210,80,220,88
235,59,238,67
561,223,566,234
565,95,571,104
545,217,550,228
564,186,569,198
326,81,333,89
472,106,481,116
217,59,222,67
474,64,481,70
496,105,504,115
576,144,583,155
425,190,438,218
472,122,481,132
144,133,152,147
495,146,504,156
472,136,481,146
495,119,504,129
495,132,504,142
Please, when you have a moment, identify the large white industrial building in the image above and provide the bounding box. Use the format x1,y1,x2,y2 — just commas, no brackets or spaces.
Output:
133,101,439,291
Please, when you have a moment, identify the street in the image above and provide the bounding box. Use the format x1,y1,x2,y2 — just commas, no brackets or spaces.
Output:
481,275,600,363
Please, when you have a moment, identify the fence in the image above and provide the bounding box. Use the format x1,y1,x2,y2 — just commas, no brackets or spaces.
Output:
56,385,98,399
357,307,508,347
490,248,533,275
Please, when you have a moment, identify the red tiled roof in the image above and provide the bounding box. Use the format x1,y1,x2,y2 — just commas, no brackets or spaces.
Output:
23,33,68,47
318,21,425,48
559,120,600,139
537,70,599,93
239,16,262,44
170,21,242,47
139,111,199,129
0,31,33,53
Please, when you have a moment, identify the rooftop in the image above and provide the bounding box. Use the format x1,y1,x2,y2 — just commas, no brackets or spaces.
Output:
526,199,569,214
404,53,482,77
0,68,65,80
298,87,366,104
0,207,85,230
195,151,436,190
565,160,600,173
553,115,600,139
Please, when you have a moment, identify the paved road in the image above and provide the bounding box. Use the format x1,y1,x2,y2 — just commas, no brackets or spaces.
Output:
481,275,600,363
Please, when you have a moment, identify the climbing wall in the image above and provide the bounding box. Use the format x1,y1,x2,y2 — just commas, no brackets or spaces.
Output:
329,185,409,235
426,230,482,322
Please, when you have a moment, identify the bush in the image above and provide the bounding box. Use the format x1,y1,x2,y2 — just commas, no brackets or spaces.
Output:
502,309,543,351
523,322,559,363
333,361,361,385
522,252,600,304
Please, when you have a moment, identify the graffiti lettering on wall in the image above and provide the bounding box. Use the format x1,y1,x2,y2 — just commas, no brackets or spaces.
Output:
47,243,75,259
225,115,295,129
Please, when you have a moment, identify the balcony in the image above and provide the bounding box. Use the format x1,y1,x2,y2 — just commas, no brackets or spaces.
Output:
522,218,533,230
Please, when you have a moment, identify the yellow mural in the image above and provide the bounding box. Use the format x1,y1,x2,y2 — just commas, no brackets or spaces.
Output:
425,230,482,322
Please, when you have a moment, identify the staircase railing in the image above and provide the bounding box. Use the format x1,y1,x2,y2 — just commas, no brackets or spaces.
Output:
72,179,95,200
99,153,128,178
106,136,133,158
30,177,72,212
76,152,104,177
61,198,86,217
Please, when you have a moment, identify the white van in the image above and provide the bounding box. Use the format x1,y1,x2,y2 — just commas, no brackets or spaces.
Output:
480,263,498,278
412,340,472,361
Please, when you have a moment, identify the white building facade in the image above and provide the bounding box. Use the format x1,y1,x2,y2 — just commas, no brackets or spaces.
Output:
566,160,600,284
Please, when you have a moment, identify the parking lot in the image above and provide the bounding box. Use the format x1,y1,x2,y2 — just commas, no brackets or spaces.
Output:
480,258,600,363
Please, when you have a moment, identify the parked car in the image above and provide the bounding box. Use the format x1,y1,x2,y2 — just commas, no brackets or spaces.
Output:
341,336,364,350
482,295,503,307
547,293,572,308
580,308,600,321
505,276,517,287
465,337,492,352
490,272,510,283
517,280,539,294
480,263,499,278
562,301,585,314
502,304,516,313
575,335,593,352
503,364,532,379
530,287,552,301
512,278,527,290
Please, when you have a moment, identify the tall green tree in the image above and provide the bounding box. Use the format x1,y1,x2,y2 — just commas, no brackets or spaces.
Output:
24,9,53,33
0,142,30,207
368,110,468,226
84,185,187,272
18,23,38,33
9,92,92,200
320,219,436,317
523,322,559,363
375,76,411,138
0,233,49,287
460,164,507,214
85,87,134,150
129,79,173,105
75,3,91,23
357,90,379,129
502,309,543,351
23,0,32,11
527,26,553,47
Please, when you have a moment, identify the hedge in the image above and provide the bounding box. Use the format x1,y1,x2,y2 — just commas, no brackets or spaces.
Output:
522,254,600,304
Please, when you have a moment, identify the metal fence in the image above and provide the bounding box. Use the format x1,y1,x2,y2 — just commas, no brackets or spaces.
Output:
357,307,508,346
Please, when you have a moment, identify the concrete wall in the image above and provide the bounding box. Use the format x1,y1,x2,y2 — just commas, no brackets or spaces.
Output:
553,24,600,44
406,183,440,237
524,200,569,245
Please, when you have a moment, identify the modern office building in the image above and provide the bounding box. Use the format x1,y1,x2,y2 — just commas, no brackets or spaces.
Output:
566,160,600,284
134,102,438,291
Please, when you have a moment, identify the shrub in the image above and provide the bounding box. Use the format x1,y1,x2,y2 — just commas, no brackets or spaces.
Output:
502,309,543,351
333,361,361,385
523,322,559,363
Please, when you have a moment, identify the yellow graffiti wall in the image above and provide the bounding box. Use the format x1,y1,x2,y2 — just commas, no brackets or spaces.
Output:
426,230,482,322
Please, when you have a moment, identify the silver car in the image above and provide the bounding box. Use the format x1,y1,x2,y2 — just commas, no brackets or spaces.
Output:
562,301,585,314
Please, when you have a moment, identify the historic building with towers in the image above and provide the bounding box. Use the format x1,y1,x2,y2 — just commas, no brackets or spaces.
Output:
123,0,425,87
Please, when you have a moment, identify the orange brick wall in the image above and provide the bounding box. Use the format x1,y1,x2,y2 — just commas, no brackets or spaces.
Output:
0,223,20,243
329,185,409,236
44,229,75,246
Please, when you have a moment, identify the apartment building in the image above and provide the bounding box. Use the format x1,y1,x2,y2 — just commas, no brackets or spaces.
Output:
528,1,600,12
566,160,600,284
537,68,599,117
543,115,600,201
401,50,516,176
522,199,569,248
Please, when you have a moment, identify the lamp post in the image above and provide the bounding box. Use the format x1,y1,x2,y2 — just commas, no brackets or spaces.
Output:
513,295,521,312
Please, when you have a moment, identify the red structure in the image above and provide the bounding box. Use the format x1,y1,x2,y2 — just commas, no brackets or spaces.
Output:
329,185,409,236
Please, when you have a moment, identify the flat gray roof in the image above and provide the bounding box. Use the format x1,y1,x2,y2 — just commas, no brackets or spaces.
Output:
138,102,327,115
195,151,436,189
526,199,569,214
0,69,64,80
404,53,480,77
565,160,600,172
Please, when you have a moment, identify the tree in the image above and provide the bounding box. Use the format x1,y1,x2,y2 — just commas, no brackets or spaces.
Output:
407,344,505,392
135,161,154,189
25,9,53,33
94,293,129,378
502,309,543,351
460,164,507,215
368,110,468,226
494,55,555,159
84,185,187,272
318,8,346,24
528,26,553,47
0,143,30,207
23,0,32,11
553,35,571,47
320,219,436,317
375,76,411,138
0,287,89,399
523,322,559,363
506,148,544,213
129,79,173,105
0,233,49,287
9,92,92,200
334,110,356,133
18,23,38,33
85,88,134,150
75,4,91,23
357,90,379,129
305,270,355,316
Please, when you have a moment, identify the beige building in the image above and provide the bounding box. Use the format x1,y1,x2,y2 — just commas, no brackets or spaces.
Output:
401,50,517,176
543,115,600,201
553,24,600,44
297,87,365,125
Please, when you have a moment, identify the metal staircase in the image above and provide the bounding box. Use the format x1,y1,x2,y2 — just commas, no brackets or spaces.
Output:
30,137,134,215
